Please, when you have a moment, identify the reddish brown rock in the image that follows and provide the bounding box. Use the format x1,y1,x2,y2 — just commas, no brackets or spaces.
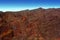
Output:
0,8,60,40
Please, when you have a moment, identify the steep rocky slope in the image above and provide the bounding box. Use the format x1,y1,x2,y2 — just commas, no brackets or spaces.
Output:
0,8,60,40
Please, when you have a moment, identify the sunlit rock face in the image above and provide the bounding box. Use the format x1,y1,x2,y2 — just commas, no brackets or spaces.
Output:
0,8,60,40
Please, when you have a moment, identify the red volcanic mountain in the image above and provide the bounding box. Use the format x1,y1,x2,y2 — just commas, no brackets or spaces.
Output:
0,8,60,40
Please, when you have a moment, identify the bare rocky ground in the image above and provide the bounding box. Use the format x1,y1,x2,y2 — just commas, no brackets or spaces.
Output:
0,8,60,40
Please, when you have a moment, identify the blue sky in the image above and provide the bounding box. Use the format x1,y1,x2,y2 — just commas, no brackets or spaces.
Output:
0,0,60,11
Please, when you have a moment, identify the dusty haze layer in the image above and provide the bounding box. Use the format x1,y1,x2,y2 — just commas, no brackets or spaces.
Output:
0,8,60,40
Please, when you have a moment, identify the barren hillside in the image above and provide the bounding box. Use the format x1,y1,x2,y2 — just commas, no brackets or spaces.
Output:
0,8,60,40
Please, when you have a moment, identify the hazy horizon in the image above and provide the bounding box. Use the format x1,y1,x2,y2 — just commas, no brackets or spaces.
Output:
0,0,60,12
